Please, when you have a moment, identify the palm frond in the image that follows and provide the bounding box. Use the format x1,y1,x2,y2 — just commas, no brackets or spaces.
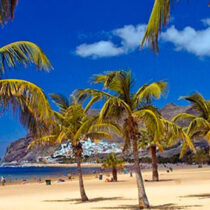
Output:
0,79,51,118
133,81,167,106
50,93,70,113
99,97,132,121
140,0,170,52
134,108,164,141
73,116,98,143
102,153,125,168
92,71,132,102
28,135,57,150
84,96,100,113
0,0,18,25
86,132,113,141
172,113,197,123
75,88,112,103
0,41,52,73
0,79,53,136
181,93,209,120
187,118,210,138
89,122,122,137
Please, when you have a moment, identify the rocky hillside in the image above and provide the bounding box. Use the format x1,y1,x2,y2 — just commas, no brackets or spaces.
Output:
2,135,58,164
1,103,208,164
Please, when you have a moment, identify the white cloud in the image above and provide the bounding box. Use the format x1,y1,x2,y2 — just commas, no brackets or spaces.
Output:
75,41,123,58
75,24,146,58
76,19,210,58
161,25,210,57
113,25,147,52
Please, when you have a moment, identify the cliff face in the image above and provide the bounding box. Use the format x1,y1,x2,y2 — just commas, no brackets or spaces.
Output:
2,135,58,164
1,103,208,164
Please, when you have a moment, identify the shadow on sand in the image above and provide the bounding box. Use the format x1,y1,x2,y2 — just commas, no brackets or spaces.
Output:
144,179,174,182
43,196,135,204
92,203,202,209
181,193,210,199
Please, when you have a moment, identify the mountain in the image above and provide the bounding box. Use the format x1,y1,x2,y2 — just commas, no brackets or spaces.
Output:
1,103,208,165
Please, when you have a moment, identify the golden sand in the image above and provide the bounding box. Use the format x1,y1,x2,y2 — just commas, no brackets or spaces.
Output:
0,166,210,210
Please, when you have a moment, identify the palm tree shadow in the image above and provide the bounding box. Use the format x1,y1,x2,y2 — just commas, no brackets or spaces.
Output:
43,197,135,204
181,193,210,200
92,203,202,209
144,179,174,182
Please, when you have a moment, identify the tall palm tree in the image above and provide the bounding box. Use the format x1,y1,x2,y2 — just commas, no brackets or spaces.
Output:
29,93,121,202
172,93,210,149
102,153,125,182
76,70,168,209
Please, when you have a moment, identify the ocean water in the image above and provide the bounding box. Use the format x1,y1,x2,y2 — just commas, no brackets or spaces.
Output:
0,166,101,181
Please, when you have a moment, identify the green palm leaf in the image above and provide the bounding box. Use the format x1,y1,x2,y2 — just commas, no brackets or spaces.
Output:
0,79,53,136
140,0,170,52
0,0,18,25
0,41,52,73
133,81,167,105
172,113,197,123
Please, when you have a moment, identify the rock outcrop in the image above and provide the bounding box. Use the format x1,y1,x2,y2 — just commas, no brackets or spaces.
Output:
2,135,57,164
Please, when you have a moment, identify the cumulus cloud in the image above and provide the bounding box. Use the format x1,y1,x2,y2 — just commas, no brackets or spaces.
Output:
75,24,146,58
161,25,210,57
76,19,210,58
76,41,124,58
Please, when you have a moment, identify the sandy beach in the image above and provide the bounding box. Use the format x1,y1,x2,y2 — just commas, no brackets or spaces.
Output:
0,166,209,210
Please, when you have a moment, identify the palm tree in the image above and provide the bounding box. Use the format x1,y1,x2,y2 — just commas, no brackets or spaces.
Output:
102,153,125,182
172,93,210,149
29,93,121,202
141,1,210,52
138,116,195,182
76,70,168,209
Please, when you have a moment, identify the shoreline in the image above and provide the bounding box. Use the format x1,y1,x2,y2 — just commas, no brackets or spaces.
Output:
0,167,210,209
1,163,209,186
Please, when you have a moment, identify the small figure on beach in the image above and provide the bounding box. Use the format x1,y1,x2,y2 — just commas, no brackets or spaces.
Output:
21,179,27,184
130,170,133,177
99,172,103,180
105,177,114,182
1,176,6,186
67,172,72,180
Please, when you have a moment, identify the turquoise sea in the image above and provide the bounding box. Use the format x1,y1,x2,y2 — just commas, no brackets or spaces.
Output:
0,166,101,181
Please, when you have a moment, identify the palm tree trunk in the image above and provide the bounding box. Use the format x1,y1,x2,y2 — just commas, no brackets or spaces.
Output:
151,146,159,181
112,166,117,182
132,137,150,209
76,152,88,201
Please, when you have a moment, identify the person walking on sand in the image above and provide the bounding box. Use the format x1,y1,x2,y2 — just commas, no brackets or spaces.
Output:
1,176,6,186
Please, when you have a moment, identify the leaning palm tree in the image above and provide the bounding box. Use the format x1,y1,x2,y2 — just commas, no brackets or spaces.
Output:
102,153,125,182
172,93,210,148
76,70,169,209
29,93,121,202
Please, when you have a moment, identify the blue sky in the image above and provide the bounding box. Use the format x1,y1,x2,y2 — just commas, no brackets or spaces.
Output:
0,0,210,157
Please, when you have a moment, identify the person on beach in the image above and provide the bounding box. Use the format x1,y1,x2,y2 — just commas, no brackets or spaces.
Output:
1,176,6,186
67,172,72,180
